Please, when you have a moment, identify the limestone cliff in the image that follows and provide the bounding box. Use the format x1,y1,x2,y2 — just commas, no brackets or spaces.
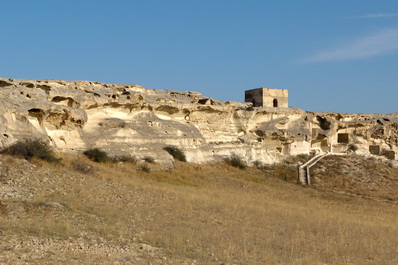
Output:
1,78,397,163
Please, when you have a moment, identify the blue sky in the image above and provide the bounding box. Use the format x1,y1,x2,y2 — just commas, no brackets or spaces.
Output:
1,1,398,114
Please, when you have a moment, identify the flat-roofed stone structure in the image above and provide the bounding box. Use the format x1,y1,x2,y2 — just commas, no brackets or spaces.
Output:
245,88,288,108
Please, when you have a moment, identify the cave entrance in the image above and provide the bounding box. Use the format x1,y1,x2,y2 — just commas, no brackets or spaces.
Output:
273,99,278,108
369,145,380,155
337,133,349,144
384,150,395,160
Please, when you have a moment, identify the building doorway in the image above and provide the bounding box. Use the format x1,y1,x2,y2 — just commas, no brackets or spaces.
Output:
273,99,278,107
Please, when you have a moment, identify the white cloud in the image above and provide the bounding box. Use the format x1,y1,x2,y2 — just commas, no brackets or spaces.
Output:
298,29,398,63
347,13,398,19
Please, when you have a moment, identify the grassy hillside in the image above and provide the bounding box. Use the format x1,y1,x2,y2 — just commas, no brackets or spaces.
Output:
1,153,398,264
311,155,398,202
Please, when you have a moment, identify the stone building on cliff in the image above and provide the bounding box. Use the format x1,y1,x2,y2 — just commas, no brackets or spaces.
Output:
245,88,288,108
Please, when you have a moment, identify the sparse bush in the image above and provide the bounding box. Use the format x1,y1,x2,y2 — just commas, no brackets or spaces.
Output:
283,154,311,165
225,153,246,169
271,164,297,181
261,164,274,171
163,146,186,162
112,154,138,163
143,156,155,163
348,144,359,152
1,139,60,163
296,154,311,161
139,164,151,173
83,148,109,163
72,160,95,174
253,160,263,169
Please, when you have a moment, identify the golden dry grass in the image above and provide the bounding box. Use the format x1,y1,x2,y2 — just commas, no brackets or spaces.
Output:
1,153,398,264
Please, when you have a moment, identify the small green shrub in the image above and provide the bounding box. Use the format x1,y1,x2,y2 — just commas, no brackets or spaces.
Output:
252,160,263,169
225,153,246,169
163,146,186,162
112,154,138,163
348,144,359,152
1,139,60,163
143,156,155,163
83,148,109,163
139,164,151,173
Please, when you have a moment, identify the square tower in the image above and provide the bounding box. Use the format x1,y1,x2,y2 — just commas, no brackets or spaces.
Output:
245,88,288,108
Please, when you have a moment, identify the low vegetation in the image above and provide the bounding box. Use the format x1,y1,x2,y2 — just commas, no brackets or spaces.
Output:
224,153,247,169
83,148,137,164
111,154,138,163
0,139,60,163
83,148,109,163
142,156,155,163
138,163,151,173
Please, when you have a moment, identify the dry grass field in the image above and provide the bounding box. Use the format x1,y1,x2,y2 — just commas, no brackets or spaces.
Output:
1,153,398,264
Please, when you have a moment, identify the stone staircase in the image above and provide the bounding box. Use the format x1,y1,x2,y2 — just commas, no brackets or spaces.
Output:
298,153,330,185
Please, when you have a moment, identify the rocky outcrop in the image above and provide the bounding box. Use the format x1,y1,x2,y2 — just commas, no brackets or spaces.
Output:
1,77,398,164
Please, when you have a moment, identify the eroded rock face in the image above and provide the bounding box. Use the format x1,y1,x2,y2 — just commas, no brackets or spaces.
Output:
1,77,397,164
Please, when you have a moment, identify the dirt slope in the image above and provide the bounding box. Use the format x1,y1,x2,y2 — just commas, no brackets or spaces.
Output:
1,154,398,264
311,155,398,202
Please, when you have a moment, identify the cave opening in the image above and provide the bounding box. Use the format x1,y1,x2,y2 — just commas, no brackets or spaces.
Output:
273,99,278,108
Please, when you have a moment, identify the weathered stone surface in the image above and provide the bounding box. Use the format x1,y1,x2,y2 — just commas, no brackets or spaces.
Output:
1,77,398,164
